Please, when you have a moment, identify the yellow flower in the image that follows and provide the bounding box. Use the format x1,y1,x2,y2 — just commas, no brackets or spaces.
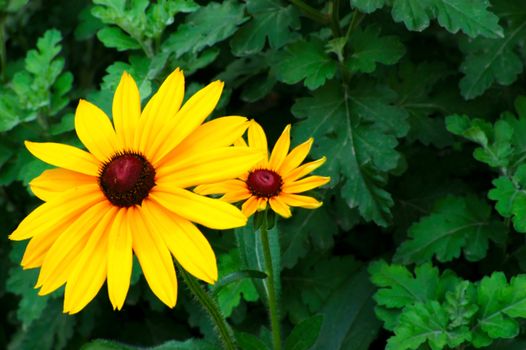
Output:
195,120,330,218
9,69,263,314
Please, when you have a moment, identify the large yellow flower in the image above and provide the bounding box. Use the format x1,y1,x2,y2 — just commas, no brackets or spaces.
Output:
9,69,263,314
195,121,330,218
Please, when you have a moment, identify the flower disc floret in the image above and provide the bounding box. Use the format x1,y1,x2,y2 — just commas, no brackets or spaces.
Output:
99,152,155,207
247,169,282,198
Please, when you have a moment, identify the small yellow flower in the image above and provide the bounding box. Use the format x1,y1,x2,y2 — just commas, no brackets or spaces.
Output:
195,120,330,218
10,69,263,314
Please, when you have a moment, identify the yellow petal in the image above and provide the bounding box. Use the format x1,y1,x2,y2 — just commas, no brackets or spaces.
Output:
75,99,119,162
257,197,268,211
248,120,268,164
130,206,178,308
282,175,331,194
283,157,326,182
29,168,96,202
63,207,116,314
107,208,133,311
268,124,291,171
279,138,313,175
10,184,104,241
280,193,322,209
241,196,259,218
137,68,185,157
143,200,218,284
194,179,248,196
151,80,224,164
21,219,70,269
25,141,100,176
36,201,110,295
269,196,292,218
222,190,252,203
156,147,264,188
113,71,141,149
151,186,247,230
159,116,249,167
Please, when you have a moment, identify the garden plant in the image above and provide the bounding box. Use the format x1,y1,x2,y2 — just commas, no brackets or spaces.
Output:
2,1,526,350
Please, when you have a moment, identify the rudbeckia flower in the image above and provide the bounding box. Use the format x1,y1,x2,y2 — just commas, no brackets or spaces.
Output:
195,120,330,218
9,69,263,314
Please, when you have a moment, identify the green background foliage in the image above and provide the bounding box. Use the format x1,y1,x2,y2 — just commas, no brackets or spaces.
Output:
2,0,526,349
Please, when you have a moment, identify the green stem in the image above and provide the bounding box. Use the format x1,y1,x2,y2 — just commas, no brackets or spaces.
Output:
289,0,329,25
177,264,237,350
329,0,342,37
260,222,282,350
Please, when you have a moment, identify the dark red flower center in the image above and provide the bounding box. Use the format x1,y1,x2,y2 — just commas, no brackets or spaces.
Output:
246,169,282,198
99,152,155,207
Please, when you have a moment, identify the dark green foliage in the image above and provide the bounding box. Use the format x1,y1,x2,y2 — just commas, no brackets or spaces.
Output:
4,0,526,349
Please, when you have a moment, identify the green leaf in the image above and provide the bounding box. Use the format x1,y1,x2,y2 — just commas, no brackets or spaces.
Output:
388,0,502,38
292,82,407,226
214,249,259,317
432,0,503,38
235,332,270,350
80,339,220,350
459,23,526,99
350,0,386,14
9,299,75,350
278,206,338,268
391,61,453,148
272,39,337,90
370,261,444,309
6,242,48,326
236,220,281,306
445,281,478,329
488,166,526,232
284,315,323,350
312,268,380,350
471,273,526,346
96,27,141,51
346,26,405,74
283,256,361,319
391,0,433,31
386,301,450,350
231,0,300,56
394,195,505,264
162,0,247,58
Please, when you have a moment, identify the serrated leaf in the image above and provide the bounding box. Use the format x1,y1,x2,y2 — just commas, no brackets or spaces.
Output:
394,195,504,264
391,0,433,31
231,0,300,56
459,23,526,99
391,61,453,148
272,39,337,90
369,261,443,309
214,249,259,317
162,0,247,58
292,82,407,226
388,0,502,38
9,299,75,350
488,166,526,232
346,26,405,74
351,0,386,14
386,301,450,350
471,273,526,346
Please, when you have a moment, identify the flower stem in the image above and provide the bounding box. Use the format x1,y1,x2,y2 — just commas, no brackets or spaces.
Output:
177,264,237,350
288,0,329,25
260,221,282,350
